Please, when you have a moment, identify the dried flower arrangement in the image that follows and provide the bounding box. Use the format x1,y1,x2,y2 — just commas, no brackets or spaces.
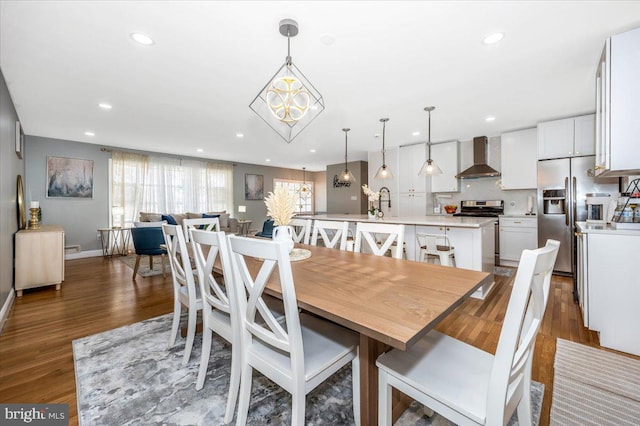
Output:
264,186,297,226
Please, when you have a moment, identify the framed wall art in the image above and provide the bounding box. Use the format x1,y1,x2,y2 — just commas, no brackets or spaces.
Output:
46,156,94,198
15,121,24,159
244,173,264,200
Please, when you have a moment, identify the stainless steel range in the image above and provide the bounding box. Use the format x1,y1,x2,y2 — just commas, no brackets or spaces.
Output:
453,200,504,265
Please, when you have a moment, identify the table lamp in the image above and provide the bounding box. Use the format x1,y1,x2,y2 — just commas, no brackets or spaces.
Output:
238,205,246,220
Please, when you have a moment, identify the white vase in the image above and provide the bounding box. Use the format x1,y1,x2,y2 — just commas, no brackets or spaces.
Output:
368,212,376,220
272,225,295,253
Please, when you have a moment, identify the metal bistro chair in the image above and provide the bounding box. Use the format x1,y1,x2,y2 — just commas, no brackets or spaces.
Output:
376,240,560,426
228,236,360,426
416,232,456,267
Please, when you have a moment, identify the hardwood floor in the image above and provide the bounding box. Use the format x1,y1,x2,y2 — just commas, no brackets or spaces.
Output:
0,256,629,425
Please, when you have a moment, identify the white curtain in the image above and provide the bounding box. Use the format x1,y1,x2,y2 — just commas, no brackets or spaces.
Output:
110,151,234,223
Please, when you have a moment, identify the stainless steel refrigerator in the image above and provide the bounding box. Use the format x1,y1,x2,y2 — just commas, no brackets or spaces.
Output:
537,156,618,276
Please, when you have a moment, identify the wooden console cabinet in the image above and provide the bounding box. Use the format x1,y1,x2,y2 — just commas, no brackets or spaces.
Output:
15,225,65,296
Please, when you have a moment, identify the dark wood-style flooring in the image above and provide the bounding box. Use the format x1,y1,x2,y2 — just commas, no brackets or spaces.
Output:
0,255,632,425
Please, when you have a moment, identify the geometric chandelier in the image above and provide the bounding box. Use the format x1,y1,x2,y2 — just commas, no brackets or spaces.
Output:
249,19,325,143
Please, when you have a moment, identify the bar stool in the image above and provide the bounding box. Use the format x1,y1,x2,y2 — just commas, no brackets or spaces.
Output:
416,233,456,267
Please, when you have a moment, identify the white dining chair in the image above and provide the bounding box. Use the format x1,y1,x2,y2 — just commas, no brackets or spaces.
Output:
162,224,203,366
183,217,221,242
376,239,560,426
227,235,360,426
289,218,312,245
353,222,405,259
310,220,350,250
416,232,456,267
189,229,241,423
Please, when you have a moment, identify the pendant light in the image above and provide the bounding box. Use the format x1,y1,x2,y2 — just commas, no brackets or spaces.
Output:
298,167,312,197
374,118,394,179
249,19,325,143
419,106,443,176
338,128,356,184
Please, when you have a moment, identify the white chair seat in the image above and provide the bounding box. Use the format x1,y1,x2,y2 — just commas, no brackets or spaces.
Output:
178,284,203,309
250,313,358,390
377,330,492,424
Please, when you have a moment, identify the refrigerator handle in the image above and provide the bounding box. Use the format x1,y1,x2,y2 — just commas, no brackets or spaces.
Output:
565,177,570,226
572,176,577,225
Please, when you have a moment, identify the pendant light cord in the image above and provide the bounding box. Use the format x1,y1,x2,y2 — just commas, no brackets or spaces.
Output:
286,28,292,65
344,131,348,170
382,120,387,167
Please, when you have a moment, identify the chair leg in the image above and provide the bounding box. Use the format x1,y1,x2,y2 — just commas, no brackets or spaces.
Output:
378,369,392,426
132,255,142,279
196,327,212,390
352,352,360,426
182,306,197,365
161,254,166,277
169,300,181,347
236,364,253,426
224,338,242,423
149,255,153,270
291,387,306,426
517,393,532,426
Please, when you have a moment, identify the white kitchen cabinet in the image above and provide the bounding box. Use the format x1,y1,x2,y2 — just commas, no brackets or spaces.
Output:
537,114,595,160
499,217,538,266
398,144,427,216
501,128,537,189
595,27,640,177
431,140,460,193
576,230,589,327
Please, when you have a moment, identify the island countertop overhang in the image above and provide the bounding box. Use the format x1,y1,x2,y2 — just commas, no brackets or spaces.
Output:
304,214,496,228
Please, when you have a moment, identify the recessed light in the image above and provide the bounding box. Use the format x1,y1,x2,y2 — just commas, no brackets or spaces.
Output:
98,103,112,110
196,148,204,153
483,32,504,45
485,116,496,122
265,158,271,162
374,134,380,138
320,34,336,46
236,133,244,138
310,149,316,153
412,131,421,136
130,32,155,46
85,131,95,137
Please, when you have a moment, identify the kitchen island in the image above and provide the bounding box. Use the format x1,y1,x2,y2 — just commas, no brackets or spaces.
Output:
576,221,640,356
306,214,496,299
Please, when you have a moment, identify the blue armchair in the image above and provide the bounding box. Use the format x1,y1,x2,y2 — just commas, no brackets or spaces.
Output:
130,227,167,279
255,219,275,238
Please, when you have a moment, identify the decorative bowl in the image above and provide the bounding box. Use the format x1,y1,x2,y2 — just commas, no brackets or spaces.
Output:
444,205,458,214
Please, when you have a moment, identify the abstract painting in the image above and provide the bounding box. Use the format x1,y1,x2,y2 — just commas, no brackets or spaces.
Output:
47,156,94,198
244,174,264,200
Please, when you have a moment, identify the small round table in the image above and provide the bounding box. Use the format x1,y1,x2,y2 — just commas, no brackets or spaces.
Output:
236,220,252,236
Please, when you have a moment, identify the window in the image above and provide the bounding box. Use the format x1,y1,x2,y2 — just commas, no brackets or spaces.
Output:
274,178,314,215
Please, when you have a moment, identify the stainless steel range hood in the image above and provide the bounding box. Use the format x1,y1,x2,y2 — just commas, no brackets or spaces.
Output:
455,136,501,179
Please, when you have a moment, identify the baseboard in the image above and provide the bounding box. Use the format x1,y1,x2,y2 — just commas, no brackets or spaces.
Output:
65,249,103,260
0,288,15,334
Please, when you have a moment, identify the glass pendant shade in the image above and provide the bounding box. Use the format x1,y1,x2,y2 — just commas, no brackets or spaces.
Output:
374,118,393,179
419,106,443,176
298,167,313,198
338,128,356,184
249,19,325,143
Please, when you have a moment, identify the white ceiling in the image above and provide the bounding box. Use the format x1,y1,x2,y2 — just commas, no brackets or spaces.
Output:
1,1,639,171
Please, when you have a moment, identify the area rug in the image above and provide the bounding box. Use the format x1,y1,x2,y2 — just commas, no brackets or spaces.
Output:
550,339,640,425
118,254,170,277
495,266,516,277
73,314,543,425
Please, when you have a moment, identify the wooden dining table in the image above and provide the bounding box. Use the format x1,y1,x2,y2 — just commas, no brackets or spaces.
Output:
217,240,492,425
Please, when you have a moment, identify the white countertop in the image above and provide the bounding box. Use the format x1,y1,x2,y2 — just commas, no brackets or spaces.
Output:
499,214,538,219
576,221,640,236
305,214,496,228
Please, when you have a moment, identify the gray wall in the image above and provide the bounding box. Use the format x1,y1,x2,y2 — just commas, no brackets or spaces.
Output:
0,69,24,313
326,161,368,214
23,136,323,250
25,136,111,252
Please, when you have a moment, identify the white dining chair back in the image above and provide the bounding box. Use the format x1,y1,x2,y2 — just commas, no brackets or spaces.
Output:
190,229,241,423
162,224,203,366
354,222,405,259
310,220,350,250
183,217,221,242
376,239,560,426
289,218,312,245
416,232,456,267
227,236,360,426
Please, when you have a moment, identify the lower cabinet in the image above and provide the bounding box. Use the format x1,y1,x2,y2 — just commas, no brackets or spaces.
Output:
499,217,538,266
15,225,65,296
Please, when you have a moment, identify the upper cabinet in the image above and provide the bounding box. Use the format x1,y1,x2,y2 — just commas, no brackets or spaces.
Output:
595,27,640,177
431,140,460,193
537,114,595,160
501,128,537,189
398,143,427,193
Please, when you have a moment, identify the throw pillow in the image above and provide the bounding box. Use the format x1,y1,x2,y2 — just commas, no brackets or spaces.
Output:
201,213,220,230
207,211,229,228
161,214,178,226
139,212,162,222
134,221,167,228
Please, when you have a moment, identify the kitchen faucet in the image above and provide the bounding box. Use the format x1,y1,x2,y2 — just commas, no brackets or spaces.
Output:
379,187,391,211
